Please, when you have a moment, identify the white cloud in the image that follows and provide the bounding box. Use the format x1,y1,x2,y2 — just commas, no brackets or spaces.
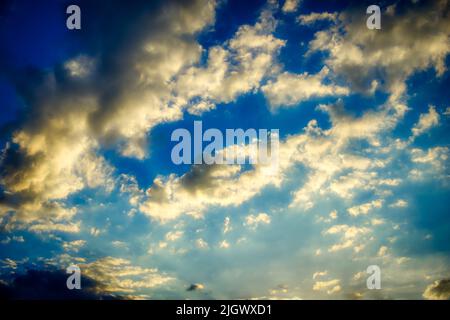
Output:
410,146,449,180
80,257,174,294
165,230,184,242
196,238,209,249
329,210,338,220
62,240,86,252
64,55,96,78
389,199,408,208
244,212,271,229
261,67,349,109
219,240,230,249
28,222,81,233
282,0,300,13
347,199,383,217
325,224,370,253
223,216,232,234
411,105,440,138
297,12,337,25
307,0,450,101
378,245,389,257
444,107,450,116
312,270,328,280
172,6,285,114
312,279,341,294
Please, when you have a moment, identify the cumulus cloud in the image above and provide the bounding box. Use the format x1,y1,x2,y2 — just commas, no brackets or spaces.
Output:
282,0,300,13
325,224,370,253
62,240,86,252
261,67,349,109
139,137,284,221
410,146,449,180
244,212,271,229
219,240,230,249
377,245,389,257
290,99,407,208
165,230,183,242
0,1,294,231
139,96,409,222
172,6,286,114
347,199,383,217
0,0,217,230
5,0,437,234
307,0,450,101
312,279,341,295
423,279,450,300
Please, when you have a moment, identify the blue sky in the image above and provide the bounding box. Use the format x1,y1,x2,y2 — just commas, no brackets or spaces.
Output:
0,0,449,299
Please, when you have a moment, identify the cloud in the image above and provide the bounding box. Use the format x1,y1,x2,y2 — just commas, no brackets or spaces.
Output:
223,216,232,234
261,67,349,109
0,268,124,300
139,139,284,222
1,258,19,270
219,240,230,249
165,230,183,242
62,240,86,252
297,12,338,25
0,235,24,244
173,6,286,114
312,271,327,280
307,0,450,101
290,99,407,208
28,222,81,234
80,257,174,294
139,96,408,221
244,212,271,229
423,279,450,300
325,224,370,253
410,146,449,180
0,0,218,231
64,55,96,78
186,283,205,291
195,238,209,249
377,245,389,257
411,105,440,138
312,279,341,294
389,199,408,208
282,0,300,13
347,199,383,217
0,1,293,231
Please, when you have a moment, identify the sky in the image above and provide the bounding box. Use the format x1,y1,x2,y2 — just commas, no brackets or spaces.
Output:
0,0,449,300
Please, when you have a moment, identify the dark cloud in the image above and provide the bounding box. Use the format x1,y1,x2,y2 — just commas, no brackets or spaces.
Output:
423,279,450,300
186,283,203,291
0,268,123,300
